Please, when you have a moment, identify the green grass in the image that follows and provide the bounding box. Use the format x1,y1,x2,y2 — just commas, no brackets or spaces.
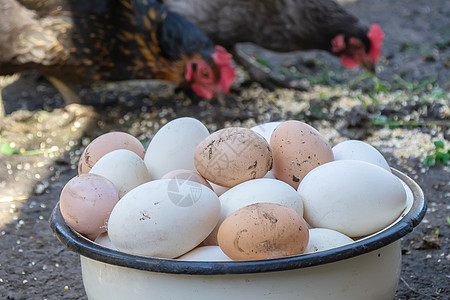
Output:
423,141,449,167
0,142,58,156
255,57,342,85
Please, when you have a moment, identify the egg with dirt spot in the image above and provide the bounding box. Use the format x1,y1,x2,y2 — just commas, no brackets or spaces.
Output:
217,203,309,260
107,179,220,258
194,127,273,188
270,120,334,189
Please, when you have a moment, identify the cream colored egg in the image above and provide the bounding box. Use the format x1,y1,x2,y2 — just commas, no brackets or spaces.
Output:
194,127,273,187
59,174,119,236
203,178,303,245
298,160,407,237
218,203,309,260
208,181,230,196
144,117,210,180
264,170,276,179
304,228,354,254
108,179,220,258
332,140,391,172
90,149,150,198
78,132,145,174
270,120,334,189
162,169,213,190
177,246,232,261
94,232,117,250
251,122,282,143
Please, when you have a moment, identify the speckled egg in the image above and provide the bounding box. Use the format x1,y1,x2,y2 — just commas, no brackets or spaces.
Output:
217,203,309,260
194,127,273,188
270,120,334,189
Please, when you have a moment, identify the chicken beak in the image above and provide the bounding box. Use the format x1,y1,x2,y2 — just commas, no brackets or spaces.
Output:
361,59,376,74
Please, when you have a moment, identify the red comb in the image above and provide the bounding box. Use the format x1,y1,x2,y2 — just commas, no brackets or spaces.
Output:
212,46,236,94
367,24,385,63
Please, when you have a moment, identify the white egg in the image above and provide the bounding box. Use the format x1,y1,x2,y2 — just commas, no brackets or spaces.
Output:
264,170,276,179
89,149,150,198
94,232,117,250
298,160,407,237
144,117,210,179
108,179,220,258
208,181,230,197
304,228,354,254
332,140,391,172
251,122,282,143
177,246,232,261
203,178,303,245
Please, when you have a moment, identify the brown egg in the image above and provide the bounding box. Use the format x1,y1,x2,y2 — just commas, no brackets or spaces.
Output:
162,169,213,190
194,127,272,188
78,132,146,174
270,120,334,189
59,173,120,236
217,203,309,260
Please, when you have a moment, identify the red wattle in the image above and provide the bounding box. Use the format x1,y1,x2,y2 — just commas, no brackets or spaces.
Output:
341,55,359,68
192,83,213,99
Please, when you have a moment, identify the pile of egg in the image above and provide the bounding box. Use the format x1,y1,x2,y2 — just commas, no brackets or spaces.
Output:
59,117,407,261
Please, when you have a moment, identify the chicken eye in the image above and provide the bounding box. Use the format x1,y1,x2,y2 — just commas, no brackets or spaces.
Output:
201,69,210,77
349,37,363,49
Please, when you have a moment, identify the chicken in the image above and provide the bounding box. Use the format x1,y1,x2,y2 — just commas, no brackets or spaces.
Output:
0,0,236,103
159,0,385,72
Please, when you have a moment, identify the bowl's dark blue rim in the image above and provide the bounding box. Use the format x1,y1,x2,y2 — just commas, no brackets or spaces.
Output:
50,168,426,275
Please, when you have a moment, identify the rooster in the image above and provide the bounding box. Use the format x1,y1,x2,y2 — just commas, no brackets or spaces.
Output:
0,0,236,103
160,0,385,73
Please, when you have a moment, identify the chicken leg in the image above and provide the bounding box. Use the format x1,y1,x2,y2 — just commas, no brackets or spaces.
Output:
46,76,82,105
0,89,5,118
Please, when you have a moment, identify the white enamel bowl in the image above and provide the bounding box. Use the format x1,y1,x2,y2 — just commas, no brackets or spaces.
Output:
51,169,425,300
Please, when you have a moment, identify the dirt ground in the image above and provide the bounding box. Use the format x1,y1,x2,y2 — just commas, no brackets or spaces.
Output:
0,0,449,299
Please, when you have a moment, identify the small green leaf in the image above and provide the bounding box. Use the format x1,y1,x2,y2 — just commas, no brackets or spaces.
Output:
434,141,445,149
446,216,450,225
435,152,449,165
319,92,328,99
433,228,439,237
256,57,273,69
423,155,434,167
373,77,388,92
0,143,19,156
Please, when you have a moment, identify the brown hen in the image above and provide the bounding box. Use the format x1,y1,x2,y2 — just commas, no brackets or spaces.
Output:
0,0,236,104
